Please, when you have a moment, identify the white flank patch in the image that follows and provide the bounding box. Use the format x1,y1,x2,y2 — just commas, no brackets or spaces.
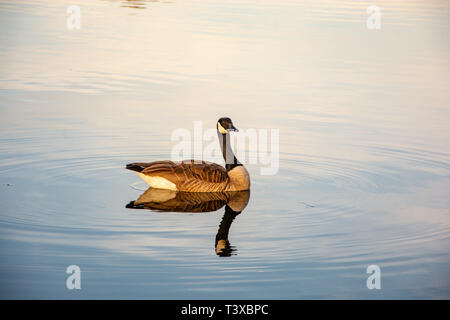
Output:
136,173,178,191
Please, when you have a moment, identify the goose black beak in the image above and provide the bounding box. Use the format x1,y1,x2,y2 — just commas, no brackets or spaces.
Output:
228,125,239,132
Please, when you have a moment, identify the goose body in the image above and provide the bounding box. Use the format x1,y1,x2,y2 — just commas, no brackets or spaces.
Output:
126,118,250,192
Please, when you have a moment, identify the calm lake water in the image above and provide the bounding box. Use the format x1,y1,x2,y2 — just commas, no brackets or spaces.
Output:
1,0,449,299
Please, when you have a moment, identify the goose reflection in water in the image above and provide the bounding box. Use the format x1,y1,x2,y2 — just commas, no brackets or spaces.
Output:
126,189,250,257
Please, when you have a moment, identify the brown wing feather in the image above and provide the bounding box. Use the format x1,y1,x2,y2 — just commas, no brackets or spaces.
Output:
137,160,230,192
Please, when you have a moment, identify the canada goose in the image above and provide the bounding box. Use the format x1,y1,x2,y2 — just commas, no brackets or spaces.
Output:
126,117,250,192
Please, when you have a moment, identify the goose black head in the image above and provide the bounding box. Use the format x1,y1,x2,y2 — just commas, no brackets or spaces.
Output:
217,117,238,134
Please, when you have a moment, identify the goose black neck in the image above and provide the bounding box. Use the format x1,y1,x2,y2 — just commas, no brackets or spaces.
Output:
216,205,240,243
218,132,242,172
215,205,240,256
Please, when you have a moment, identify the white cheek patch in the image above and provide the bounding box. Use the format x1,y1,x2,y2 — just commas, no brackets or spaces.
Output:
217,122,227,134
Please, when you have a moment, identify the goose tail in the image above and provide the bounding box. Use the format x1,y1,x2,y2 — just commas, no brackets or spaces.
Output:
125,163,146,172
